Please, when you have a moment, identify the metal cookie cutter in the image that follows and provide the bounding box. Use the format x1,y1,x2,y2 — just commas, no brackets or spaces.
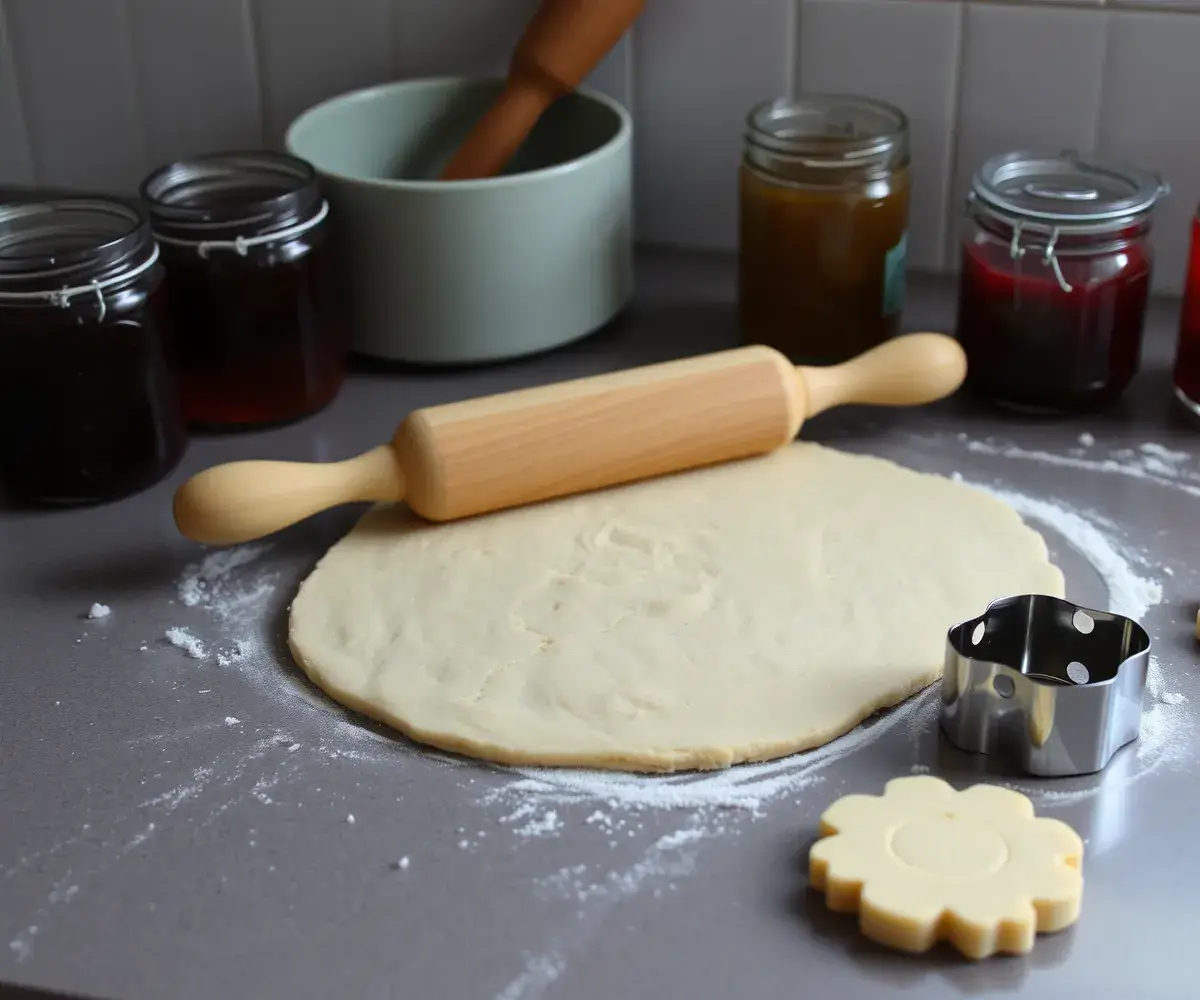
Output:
940,595,1151,777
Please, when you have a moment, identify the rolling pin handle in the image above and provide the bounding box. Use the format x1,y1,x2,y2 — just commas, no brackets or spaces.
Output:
797,333,967,419
172,444,406,546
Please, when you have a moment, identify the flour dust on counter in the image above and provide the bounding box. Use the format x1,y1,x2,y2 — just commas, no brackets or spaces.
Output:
164,626,206,659
902,432,1196,810
935,429,1200,502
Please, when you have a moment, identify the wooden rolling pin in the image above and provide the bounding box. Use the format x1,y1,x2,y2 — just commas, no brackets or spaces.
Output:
440,0,647,181
174,333,967,545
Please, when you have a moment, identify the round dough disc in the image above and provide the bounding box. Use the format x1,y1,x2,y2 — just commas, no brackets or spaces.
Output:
289,443,1063,772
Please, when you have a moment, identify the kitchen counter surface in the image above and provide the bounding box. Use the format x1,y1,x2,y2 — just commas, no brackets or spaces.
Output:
3,248,1198,1000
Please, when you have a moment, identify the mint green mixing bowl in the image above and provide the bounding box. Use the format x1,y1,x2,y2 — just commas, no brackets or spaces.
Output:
286,77,633,364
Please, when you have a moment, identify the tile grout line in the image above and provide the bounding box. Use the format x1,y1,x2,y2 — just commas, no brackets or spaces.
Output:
623,23,635,110
628,19,641,243
958,0,1200,11
786,0,802,97
387,0,404,81
243,0,269,150
119,0,153,182
940,0,968,272
861,0,1200,11
1091,4,1115,156
0,0,38,184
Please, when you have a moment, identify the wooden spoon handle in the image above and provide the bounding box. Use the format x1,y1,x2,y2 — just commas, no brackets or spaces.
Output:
173,445,405,546
439,82,550,182
799,333,967,419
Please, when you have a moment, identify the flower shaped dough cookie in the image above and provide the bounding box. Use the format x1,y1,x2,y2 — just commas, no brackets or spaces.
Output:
809,775,1083,959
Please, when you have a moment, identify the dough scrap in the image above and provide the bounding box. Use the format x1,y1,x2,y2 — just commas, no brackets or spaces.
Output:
809,775,1084,959
288,443,1064,772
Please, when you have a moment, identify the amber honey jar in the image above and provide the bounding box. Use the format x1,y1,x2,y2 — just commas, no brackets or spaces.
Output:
0,197,186,505
140,152,347,429
739,95,910,364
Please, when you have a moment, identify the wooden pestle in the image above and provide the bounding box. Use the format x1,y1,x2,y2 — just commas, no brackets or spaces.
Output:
173,333,968,546
439,0,647,181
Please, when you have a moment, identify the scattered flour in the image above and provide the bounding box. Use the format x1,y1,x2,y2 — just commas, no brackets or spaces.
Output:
981,486,1163,621
514,810,562,839
961,436,1200,499
178,545,273,611
216,640,251,668
164,627,206,660
1145,656,1188,708
1140,442,1190,464
485,692,923,816
500,823,709,999
86,603,112,619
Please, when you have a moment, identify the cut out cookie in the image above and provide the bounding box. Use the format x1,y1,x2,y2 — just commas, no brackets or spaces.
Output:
809,775,1083,959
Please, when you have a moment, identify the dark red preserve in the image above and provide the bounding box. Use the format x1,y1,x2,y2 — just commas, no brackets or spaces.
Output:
1172,214,1200,417
0,197,186,505
955,151,1166,413
140,152,346,429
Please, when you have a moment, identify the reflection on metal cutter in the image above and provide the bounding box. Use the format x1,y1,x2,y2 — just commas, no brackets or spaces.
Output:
940,594,1151,777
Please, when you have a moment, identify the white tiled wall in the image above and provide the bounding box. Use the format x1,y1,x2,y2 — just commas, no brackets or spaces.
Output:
1,0,1199,291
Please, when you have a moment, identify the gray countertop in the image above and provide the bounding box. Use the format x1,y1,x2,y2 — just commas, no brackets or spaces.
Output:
3,248,1199,1000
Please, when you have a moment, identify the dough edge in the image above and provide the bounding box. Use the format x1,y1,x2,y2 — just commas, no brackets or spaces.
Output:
288,635,942,772
286,446,1065,774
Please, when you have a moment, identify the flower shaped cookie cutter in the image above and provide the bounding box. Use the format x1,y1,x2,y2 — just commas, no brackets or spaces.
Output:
940,594,1151,777
809,775,1083,959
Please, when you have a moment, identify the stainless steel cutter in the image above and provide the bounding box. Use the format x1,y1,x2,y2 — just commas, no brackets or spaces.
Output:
940,594,1151,777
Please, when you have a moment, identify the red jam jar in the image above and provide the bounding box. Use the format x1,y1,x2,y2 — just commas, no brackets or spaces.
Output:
1172,213,1200,416
955,151,1167,413
140,152,347,429
0,197,187,505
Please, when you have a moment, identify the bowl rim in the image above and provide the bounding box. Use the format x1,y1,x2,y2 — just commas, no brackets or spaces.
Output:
284,76,632,192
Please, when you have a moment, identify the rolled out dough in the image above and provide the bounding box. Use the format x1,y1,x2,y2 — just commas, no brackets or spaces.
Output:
289,443,1064,772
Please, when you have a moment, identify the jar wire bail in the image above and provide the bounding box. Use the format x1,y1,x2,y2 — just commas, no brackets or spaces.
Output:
153,200,330,260
1008,220,1073,295
0,241,160,322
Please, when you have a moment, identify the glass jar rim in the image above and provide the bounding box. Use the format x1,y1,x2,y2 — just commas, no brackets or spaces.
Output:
0,196,155,293
968,193,1155,243
969,150,1168,233
140,150,322,243
744,94,908,168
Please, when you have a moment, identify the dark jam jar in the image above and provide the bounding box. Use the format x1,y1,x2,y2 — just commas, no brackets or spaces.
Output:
955,151,1167,413
0,197,186,506
740,95,910,364
1172,212,1200,417
140,152,346,429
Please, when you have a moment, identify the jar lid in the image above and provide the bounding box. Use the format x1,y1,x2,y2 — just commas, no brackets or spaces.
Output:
0,196,154,293
140,151,322,243
745,94,909,169
970,150,1167,230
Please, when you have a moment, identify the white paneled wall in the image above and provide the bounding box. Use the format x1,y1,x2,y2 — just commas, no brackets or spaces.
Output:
1,0,1199,290
634,0,794,250
797,0,961,269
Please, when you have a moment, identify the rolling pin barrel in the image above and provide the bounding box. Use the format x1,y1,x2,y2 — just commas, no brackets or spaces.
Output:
172,333,967,545
396,345,804,521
